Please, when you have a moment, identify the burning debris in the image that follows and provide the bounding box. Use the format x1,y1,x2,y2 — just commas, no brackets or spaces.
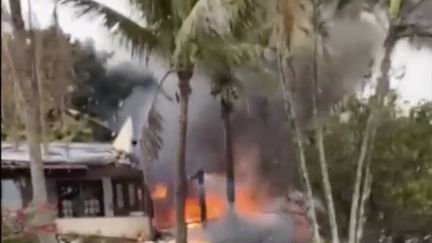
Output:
147,173,312,243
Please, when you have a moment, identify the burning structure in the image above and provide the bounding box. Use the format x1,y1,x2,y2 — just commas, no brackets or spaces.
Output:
0,10,383,240
112,13,381,242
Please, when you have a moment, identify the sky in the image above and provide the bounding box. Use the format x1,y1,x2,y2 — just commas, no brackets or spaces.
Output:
6,0,432,106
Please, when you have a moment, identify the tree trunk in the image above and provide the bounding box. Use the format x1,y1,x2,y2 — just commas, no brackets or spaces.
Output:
174,70,193,243
311,4,340,240
221,98,235,207
347,29,397,243
315,128,340,243
355,162,373,243
348,115,375,243
8,1,55,242
275,1,321,240
27,0,48,154
139,156,154,237
196,170,207,224
277,51,321,243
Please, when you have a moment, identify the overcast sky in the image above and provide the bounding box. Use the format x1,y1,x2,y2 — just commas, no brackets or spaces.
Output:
8,0,432,106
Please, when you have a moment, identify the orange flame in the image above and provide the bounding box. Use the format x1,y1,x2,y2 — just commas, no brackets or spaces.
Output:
151,183,168,200
152,181,261,229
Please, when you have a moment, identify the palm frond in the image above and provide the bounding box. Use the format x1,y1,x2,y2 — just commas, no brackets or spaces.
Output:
226,0,262,40
130,0,181,55
139,71,173,176
201,42,265,67
173,0,265,67
141,109,163,162
62,0,158,56
130,0,176,26
173,0,229,66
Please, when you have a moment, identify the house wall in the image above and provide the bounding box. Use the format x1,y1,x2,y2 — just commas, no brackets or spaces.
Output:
1,166,145,217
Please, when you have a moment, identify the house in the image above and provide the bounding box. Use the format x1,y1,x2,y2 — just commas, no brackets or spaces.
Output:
1,142,148,218
1,118,151,218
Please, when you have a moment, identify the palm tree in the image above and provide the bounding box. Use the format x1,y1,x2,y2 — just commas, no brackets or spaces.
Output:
63,1,260,241
272,0,365,242
6,0,56,242
179,0,275,210
208,68,241,208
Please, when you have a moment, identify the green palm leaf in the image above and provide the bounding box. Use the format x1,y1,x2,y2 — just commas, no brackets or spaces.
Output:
173,0,264,67
200,42,264,67
62,0,158,56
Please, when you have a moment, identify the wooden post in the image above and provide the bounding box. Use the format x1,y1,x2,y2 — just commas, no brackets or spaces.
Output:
190,170,207,224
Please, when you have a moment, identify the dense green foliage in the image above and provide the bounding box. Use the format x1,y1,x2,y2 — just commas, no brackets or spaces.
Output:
305,96,432,238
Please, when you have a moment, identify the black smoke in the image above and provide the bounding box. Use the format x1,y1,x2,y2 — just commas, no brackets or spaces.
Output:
70,40,157,141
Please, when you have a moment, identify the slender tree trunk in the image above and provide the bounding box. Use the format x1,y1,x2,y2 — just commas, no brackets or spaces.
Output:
316,127,341,243
221,97,235,207
196,170,207,224
139,154,154,238
174,69,193,243
277,50,321,243
311,1,340,240
355,162,373,243
348,115,375,243
347,29,397,243
274,0,322,239
8,1,55,242
27,0,48,154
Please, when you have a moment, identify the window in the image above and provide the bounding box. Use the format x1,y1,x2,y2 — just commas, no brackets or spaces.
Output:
57,180,104,218
1,179,23,210
112,180,143,216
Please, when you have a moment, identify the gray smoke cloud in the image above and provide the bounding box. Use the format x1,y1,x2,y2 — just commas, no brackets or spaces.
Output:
288,16,385,126
110,11,386,194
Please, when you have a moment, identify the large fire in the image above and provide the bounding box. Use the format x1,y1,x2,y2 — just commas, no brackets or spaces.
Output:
150,178,261,229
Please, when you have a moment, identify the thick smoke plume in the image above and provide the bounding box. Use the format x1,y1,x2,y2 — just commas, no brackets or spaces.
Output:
91,13,386,196
83,12,385,242
288,16,385,126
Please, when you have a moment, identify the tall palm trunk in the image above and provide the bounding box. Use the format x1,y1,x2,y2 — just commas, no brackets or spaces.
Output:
221,97,235,207
175,69,193,243
275,0,320,240
277,51,321,243
347,28,397,243
355,161,373,243
311,1,340,241
315,128,340,243
27,0,48,154
8,1,55,242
